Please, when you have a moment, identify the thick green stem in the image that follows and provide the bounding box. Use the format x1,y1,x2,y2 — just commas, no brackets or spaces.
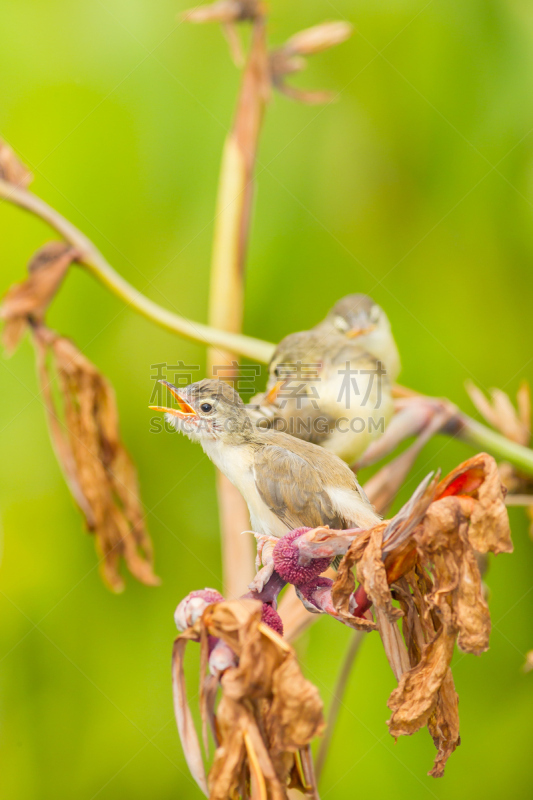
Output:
0,178,275,364
454,415,533,475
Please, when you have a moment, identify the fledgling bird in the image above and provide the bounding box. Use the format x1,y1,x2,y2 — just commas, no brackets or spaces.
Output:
253,329,393,463
250,293,399,464
150,379,379,548
315,293,401,382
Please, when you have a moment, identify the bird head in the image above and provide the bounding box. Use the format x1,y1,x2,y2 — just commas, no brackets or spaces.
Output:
325,293,386,339
149,378,252,443
263,331,325,406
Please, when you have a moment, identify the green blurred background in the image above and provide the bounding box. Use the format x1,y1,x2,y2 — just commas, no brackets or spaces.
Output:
1,0,533,797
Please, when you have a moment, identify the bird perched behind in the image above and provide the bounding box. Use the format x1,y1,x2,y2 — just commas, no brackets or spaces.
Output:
150,379,379,547
250,294,398,464
315,293,401,382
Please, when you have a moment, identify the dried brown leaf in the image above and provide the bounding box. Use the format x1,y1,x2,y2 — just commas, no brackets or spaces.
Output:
357,525,402,623
284,21,353,56
387,624,456,738
0,139,32,187
1,241,77,353
172,633,209,796
436,452,513,555
268,656,324,752
427,668,460,778
34,328,159,591
176,599,324,799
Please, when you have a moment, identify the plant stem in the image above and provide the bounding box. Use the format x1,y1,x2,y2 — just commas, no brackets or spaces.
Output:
453,415,533,474
0,178,275,364
207,15,270,597
315,631,366,781
4,176,533,479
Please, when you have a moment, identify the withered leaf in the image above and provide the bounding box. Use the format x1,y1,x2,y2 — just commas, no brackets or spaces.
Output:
427,668,460,778
436,453,513,555
387,624,456,738
0,139,32,187
175,599,324,799
357,525,402,623
172,632,209,797
1,241,77,353
268,656,324,752
34,327,159,591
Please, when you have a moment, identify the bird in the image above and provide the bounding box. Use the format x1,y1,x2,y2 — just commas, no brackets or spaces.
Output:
149,379,380,548
249,294,399,464
315,293,401,382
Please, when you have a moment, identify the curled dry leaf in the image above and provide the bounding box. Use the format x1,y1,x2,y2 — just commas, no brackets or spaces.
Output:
466,380,531,446
283,21,353,56
1,241,78,353
172,598,324,799
270,20,353,105
33,326,159,592
297,452,511,776
182,0,260,24
0,138,32,188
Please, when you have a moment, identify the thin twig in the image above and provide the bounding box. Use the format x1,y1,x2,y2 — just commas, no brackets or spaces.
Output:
315,630,365,781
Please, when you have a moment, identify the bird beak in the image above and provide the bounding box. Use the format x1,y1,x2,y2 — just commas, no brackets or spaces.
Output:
264,379,285,405
148,380,197,418
346,323,377,338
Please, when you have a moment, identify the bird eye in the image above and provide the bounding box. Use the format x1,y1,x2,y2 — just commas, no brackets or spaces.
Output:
200,402,213,413
273,367,280,378
370,305,380,322
334,315,348,332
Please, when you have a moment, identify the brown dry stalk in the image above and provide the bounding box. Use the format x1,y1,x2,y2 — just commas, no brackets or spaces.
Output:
205,12,270,596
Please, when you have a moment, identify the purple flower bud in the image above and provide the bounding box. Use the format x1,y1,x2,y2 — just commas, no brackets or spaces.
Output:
273,528,331,586
261,603,284,636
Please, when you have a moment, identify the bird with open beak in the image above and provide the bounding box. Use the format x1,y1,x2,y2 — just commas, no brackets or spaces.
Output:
150,379,379,582
251,294,399,464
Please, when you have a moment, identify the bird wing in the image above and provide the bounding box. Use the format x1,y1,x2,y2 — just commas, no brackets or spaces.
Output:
252,445,346,531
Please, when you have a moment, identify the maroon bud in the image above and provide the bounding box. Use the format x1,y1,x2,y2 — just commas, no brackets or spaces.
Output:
174,588,224,631
273,528,331,586
261,603,284,636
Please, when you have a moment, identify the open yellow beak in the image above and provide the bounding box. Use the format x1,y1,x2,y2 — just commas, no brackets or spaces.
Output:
264,379,285,405
346,323,377,338
148,380,197,418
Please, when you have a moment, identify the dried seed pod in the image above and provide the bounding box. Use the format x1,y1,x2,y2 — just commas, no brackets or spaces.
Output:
0,139,32,188
34,326,159,592
1,241,78,353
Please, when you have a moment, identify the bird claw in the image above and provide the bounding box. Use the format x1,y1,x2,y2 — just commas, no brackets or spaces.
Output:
248,534,278,592
248,560,276,593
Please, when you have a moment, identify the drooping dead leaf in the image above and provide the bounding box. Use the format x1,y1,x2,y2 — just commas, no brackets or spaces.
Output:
1,241,78,353
327,453,511,776
0,139,32,188
172,598,324,799
34,326,159,591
